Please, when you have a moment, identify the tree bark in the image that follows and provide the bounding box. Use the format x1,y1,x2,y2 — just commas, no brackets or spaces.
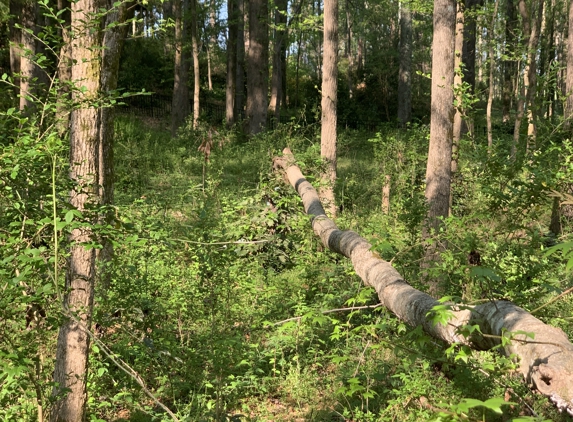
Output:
268,0,288,126
397,0,412,127
190,0,200,128
502,0,517,123
51,1,103,420
19,0,39,112
235,0,246,122
486,0,501,152
9,0,22,93
56,0,72,137
274,148,573,418
171,0,191,137
97,0,135,289
565,0,573,129
320,0,338,218
246,0,269,134
207,0,216,91
450,1,464,216
226,0,238,127
425,0,456,235
512,0,543,156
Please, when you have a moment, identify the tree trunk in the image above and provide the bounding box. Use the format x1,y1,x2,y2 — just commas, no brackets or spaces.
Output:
512,0,543,156
19,0,39,112
345,0,355,100
98,0,135,289
235,0,245,121
450,1,464,216
320,0,338,218
269,0,288,126
9,0,22,94
425,0,456,236
226,0,238,127
486,0,501,152
274,148,573,418
56,0,72,137
51,1,103,420
171,0,190,137
207,0,216,91
191,0,200,128
565,0,573,129
246,0,269,134
397,0,412,127
502,0,517,123
526,0,544,147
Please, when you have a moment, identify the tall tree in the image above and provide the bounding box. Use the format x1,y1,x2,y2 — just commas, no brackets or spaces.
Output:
565,0,573,128
320,0,338,217
98,0,135,288
235,0,246,121
512,0,544,156
502,0,517,123
190,0,200,128
486,0,501,151
397,0,413,127
269,0,288,125
226,0,238,126
171,0,190,137
51,1,104,420
423,0,456,286
246,0,269,134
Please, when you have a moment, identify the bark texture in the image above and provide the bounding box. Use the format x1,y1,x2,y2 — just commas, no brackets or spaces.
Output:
51,1,103,420
566,0,573,128
269,0,288,125
171,0,190,137
226,0,238,126
274,148,573,417
397,0,412,127
246,0,269,134
98,0,135,288
19,0,39,112
191,0,200,128
320,0,338,218
425,0,456,233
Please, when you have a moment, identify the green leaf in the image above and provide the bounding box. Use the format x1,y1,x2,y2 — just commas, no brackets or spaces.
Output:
65,210,75,223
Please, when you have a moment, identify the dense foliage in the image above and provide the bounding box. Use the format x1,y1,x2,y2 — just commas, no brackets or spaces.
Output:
1,107,572,420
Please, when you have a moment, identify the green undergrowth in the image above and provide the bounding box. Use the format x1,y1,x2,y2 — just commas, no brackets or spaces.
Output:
1,113,572,421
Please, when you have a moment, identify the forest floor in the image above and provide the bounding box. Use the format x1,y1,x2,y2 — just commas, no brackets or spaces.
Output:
99,114,573,421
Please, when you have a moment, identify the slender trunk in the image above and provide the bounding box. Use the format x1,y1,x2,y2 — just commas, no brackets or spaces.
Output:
246,0,269,134
9,0,22,95
171,0,190,136
269,0,288,125
235,0,245,121
451,0,464,216
320,0,338,217
56,0,72,136
191,0,200,128
565,0,573,128
226,0,238,126
207,0,216,91
397,0,412,127
487,0,501,152
345,0,355,99
502,0,517,122
51,1,103,420
526,0,544,147
98,0,135,289
19,0,38,113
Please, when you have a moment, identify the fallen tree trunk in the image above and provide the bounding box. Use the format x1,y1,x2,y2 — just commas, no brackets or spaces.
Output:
273,148,573,416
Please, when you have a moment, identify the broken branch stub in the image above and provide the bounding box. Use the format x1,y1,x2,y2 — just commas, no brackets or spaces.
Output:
273,147,573,416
